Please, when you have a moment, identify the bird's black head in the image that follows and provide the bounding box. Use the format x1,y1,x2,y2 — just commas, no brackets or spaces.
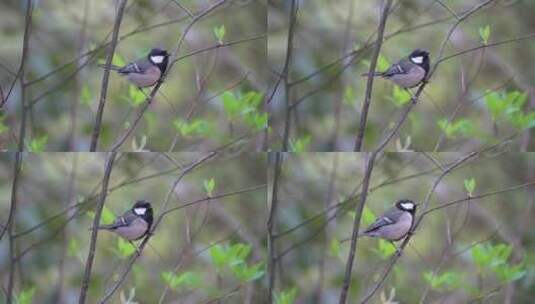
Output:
408,49,430,74
132,200,154,228
395,199,417,214
147,48,169,74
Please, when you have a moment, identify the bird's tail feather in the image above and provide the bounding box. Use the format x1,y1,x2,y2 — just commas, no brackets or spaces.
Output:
97,63,122,71
360,71,384,77
88,225,116,231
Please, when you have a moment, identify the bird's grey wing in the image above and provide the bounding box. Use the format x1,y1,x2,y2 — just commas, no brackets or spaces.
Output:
363,208,404,233
118,57,153,74
99,211,137,229
381,62,408,77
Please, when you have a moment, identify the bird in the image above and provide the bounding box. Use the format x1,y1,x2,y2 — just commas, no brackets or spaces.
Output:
361,49,430,88
359,199,417,248
100,48,169,88
96,200,154,241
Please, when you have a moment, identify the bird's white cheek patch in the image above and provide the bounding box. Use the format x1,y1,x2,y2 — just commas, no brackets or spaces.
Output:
134,207,147,215
411,56,423,64
151,55,165,63
401,203,414,210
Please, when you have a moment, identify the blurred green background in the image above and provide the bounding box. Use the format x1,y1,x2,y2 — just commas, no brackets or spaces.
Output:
268,0,535,151
0,152,267,303
0,0,266,151
268,152,535,303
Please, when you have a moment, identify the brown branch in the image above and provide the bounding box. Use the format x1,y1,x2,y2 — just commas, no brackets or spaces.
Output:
424,180,535,215
354,0,393,151
89,0,128,151
78,152,117,304
160,184,266,216
15,0,34,152
338,153,376,304
280,0,298,151
267,152,283,302
4,152,23,304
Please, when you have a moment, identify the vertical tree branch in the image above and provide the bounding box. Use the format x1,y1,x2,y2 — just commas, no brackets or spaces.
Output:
16,0,34,152
78,152,117,304
89,0,128,151
281,0,298,151
267,152,283,302
5,152,24,304
354,0,393,151
338,152,376,304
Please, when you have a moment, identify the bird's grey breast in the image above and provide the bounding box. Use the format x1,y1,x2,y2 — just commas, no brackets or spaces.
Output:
114,217,148,241
388,65,425,88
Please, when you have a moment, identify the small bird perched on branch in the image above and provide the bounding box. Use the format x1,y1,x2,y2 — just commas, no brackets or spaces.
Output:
359,199,417,250
361,49,430,88
96,200,154,241
99,48,169,88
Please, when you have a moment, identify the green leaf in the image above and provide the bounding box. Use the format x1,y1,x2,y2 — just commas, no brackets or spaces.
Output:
0,114,8,135
343,86,356,106
464,178,476,196
68,238,79,257
161,271,201,289
362,206,376,226
203,178,215,197
26,135,48,152
479,25,491,44
209,244,228,271
222,91,241,119
128,85,146,107
253,112,268,130
274,287,298,304
101,206,115,225
484,91,507,121
117,238,136,258
15,287,36,304
392,85,411,106
231,261,265,282
173,119,211,138
80,84,92,106
438,118,473,139
289,135,311,152
496,263,526,283
376,239,396,258
377,53,390,71
329,238,341,257
112,53,126,67
213,25,226,43
423,271,462,291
